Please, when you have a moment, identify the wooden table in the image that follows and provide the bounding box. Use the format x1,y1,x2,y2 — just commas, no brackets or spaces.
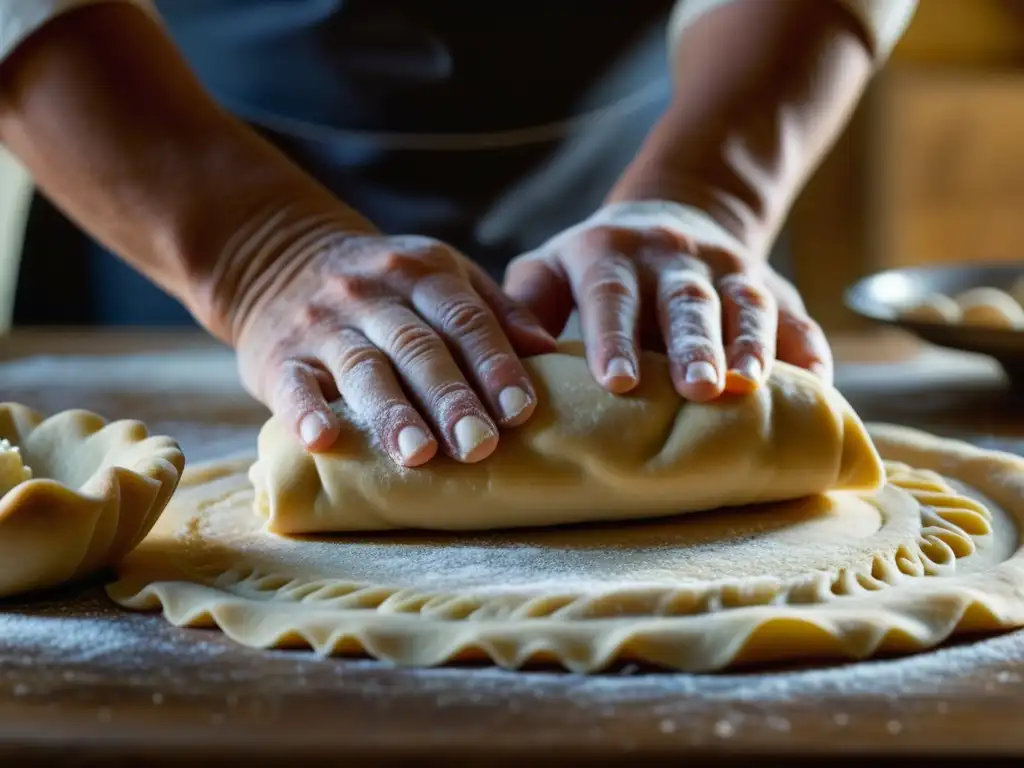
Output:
0,329,1021,766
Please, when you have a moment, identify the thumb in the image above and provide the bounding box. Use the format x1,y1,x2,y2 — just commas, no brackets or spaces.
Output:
503,256,574,339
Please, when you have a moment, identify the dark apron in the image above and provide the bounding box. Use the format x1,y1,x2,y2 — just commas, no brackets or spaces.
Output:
17,1,674,326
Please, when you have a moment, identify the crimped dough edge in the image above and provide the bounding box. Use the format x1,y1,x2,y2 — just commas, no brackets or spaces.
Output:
0,402,185,597
108,425,1024,672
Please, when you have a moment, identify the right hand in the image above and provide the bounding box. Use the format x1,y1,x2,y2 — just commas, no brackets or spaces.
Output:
224,233,558,467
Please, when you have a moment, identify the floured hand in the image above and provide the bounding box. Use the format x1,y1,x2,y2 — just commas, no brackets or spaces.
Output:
228,231,557,467
504,201,833,400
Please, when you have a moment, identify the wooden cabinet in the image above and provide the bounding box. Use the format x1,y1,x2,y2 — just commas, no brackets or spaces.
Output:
789,0,1024,332
879,70,1024,268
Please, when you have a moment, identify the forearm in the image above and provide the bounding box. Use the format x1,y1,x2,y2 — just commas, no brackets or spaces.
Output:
0,2,371,338
609,0,913,258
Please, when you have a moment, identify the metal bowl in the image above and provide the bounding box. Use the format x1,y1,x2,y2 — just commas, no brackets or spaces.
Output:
844,263,1024,388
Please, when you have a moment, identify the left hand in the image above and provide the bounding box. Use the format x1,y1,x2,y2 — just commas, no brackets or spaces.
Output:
503,201,833,401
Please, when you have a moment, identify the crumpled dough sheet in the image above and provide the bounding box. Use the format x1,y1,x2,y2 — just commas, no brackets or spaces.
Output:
250,342,884,533
0,403,184,598
107,425,1024,673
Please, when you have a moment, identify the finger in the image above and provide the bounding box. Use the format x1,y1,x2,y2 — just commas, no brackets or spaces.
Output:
777,307,834,386
318,329,438,467
469,263,559,356
359,304,499,463
501,256,575,341
411,276,540,428
656,265,726,401
270,358,342,452
718,272,777,394
560,232,642,393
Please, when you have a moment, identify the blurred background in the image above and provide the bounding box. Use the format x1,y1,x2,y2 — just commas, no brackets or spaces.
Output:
789,0,1024,333
2,0,1024,335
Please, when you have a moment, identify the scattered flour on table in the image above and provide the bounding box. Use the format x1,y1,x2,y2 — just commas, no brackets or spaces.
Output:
0,351,243,392
0,343,1020,735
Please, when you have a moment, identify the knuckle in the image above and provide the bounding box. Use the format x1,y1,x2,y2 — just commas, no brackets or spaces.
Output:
379,250,416,275
473,349,515,381
720,274,771,311
387,322,442,368
598,328,636,353
581,259,636,300
325,273,376,304
660,271,716,304
669,339,718,365
382,237,460,276
643,225,689,251
703,246,746,275
261,341,305,385
665,311,708,341
434,296,490,336
330,341,384,383
269,360,320,412
425,378,476,412
269,360,303,400
731,333,768,357
299,303,335,329
579,224,639,253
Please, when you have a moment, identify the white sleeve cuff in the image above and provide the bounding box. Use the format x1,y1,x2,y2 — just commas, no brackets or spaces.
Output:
668,0,918,62
0,0,157,65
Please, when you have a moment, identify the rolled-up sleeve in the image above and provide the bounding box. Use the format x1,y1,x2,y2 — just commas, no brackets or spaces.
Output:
0,0,155,65
668,0,918,62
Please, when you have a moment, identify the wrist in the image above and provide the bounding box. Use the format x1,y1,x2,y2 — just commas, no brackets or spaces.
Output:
607,155,772,260
0,1,377,343
177,154,378,344
581,199,756,263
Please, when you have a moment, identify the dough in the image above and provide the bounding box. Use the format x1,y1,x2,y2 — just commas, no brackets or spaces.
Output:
0,438,32,496
107,425,1023,673
249,343,885,533
0,403,184,598
1012,276,1024,308
954,287,1024,329
899,293,961,324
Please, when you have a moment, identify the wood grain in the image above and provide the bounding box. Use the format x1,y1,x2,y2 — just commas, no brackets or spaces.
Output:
879,70,1024,268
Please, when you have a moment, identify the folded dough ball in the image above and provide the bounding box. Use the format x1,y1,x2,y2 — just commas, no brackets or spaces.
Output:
955,287,1024,329
250,343,885,533
899,293,961,324
0,403,184,598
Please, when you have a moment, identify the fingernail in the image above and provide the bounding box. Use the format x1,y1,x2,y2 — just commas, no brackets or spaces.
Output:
453,415,496,459
397,426,431,462
605,356,636,382
731,355,762,383
685,361,718,385
498,386,531,421
810,362,832,383
299,411,331,447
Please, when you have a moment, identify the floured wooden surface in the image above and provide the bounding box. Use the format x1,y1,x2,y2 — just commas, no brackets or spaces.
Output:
0,341,262,463
0,331,1024,759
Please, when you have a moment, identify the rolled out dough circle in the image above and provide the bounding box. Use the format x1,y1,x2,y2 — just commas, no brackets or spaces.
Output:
108,425,1024,673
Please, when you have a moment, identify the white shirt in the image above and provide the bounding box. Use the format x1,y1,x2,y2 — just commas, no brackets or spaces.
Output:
0,0,153,62
668,0,918,61
0,0,918,329
0,0,916,67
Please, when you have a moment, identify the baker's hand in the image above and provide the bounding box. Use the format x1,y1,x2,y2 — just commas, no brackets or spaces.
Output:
227,233,557,467
504,201,832,400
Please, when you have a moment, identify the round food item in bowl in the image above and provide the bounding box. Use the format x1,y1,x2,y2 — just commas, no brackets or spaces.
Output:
955,287,1024,329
